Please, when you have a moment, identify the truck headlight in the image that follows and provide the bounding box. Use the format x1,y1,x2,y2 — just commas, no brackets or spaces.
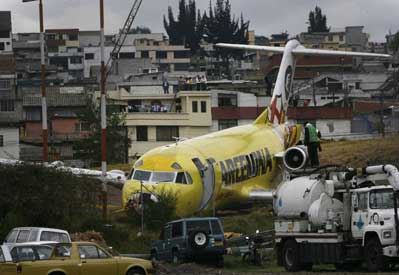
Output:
383,231,392,239
372,213,379,224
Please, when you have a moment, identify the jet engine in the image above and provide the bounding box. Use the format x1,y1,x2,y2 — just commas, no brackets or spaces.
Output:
283,145,308,170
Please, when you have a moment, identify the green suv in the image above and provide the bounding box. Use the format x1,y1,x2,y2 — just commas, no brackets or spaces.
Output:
150,217,225,267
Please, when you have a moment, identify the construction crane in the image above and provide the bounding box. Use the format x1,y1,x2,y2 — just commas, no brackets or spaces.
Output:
105,0,144,78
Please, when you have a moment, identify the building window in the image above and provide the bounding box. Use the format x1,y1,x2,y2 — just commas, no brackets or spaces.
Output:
141,51,149,58
156,51,167,59
156,126,179,141
339,34,344,42
218,119,238,130
0,43,4,51
25,109,41,121
192,101,198,113
0,135,3,147
0,80,11,90
174,51,190,59
85,53,95,60
136,126,148,141
201,101,207,113
328,34,333,42
174,63,190,71
119,52,135,59
0,31,9,38
0,100,14,112
68,34,78,41
218,93,237,107
70,56,82,64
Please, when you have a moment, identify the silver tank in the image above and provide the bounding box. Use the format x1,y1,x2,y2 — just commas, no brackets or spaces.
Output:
274,176,325,218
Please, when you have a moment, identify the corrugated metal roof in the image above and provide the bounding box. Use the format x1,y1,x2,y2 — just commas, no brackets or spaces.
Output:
0,11,11,31
23,87,88,107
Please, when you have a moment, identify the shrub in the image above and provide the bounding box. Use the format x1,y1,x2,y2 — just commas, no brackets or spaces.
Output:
0,164,100,240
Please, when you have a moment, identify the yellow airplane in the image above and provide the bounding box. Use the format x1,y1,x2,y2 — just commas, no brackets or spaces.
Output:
122,40,390,217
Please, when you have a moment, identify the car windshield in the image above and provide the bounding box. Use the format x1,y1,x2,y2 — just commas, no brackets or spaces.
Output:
369,189,396,209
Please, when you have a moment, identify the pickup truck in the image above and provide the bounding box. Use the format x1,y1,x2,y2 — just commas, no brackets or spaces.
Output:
0,242,155,275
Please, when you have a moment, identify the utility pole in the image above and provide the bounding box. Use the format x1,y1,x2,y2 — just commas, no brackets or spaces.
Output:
39,0,48,164
99,0,108,222
23,0,48,164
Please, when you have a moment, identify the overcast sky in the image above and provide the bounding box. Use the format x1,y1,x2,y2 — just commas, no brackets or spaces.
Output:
2,0,399,42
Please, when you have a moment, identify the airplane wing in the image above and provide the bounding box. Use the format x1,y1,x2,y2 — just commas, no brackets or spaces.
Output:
216,43,391,59
216,43,285,53
0,158,126,185
292,46,391,58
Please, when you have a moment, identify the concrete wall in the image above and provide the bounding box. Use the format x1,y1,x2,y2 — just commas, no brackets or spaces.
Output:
0,127,19,159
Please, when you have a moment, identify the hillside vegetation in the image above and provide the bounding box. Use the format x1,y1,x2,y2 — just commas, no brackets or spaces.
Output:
320,134,399,167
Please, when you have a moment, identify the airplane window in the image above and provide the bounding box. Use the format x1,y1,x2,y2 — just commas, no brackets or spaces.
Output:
175,172,187,184
171,162,182,169
152,172,176,183
133,170,152,181
185,172,193,184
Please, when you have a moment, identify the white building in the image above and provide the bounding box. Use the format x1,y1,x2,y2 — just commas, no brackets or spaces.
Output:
0,126,19,159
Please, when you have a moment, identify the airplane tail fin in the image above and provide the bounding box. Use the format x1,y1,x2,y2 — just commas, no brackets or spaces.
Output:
216,41,391,125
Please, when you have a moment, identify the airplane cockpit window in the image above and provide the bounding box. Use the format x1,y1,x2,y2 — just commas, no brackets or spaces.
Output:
152,171,176,183
133,170,151,181
176,172,187,184
132,169,193,184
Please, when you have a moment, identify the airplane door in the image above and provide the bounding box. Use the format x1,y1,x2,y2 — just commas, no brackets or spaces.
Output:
192,158,216,211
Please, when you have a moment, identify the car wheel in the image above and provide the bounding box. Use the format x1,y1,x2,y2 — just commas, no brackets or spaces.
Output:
127,267,145,275
216,255,224,268
189,230,209,251
282,239,300,272
365,237,385,272
150,250,158,263
172,250,180,264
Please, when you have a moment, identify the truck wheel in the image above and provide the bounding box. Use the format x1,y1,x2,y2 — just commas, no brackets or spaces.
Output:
172,250,180,265
282,239,301,272
365,237,385,272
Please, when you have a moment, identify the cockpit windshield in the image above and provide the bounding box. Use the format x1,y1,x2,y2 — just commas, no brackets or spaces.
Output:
152,172,176,183
131,169,192,184
369,189,396,209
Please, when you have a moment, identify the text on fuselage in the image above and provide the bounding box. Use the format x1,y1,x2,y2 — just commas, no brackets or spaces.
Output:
219,148,273,185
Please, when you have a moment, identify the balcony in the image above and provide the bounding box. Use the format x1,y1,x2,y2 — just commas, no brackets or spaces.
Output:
125,111,190,126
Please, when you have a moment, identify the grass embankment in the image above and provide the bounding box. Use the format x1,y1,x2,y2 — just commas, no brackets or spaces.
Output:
320,134,399,167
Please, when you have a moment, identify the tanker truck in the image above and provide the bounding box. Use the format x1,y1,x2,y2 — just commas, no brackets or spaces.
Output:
274,146,399,272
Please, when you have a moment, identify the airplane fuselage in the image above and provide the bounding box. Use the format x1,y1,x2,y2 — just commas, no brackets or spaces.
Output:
122,122,286,216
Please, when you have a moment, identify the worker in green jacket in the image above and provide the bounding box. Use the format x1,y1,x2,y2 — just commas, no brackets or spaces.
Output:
304,122,321,167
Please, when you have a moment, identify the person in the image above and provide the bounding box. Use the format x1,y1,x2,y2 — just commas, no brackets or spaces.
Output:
195,75,201,91
304,122,321,167
162,79,169,94
200,75,207,90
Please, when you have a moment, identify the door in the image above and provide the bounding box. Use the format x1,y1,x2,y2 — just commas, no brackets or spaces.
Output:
192,158,216,211
0,246,16,275
351,192,369,239
78,245,117,275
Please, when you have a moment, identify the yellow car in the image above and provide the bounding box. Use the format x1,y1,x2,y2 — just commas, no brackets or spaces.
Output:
0,242,155,275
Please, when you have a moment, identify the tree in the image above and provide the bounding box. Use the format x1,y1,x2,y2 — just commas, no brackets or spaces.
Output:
129,26,151,34
73,97,130,166
163,0,249,57
308,6,329,33
389,32,399,53
164,0,202,52
203,0,250,73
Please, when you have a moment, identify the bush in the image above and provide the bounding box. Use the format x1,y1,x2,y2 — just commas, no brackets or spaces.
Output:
0,164,100,240
127,189,178,231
